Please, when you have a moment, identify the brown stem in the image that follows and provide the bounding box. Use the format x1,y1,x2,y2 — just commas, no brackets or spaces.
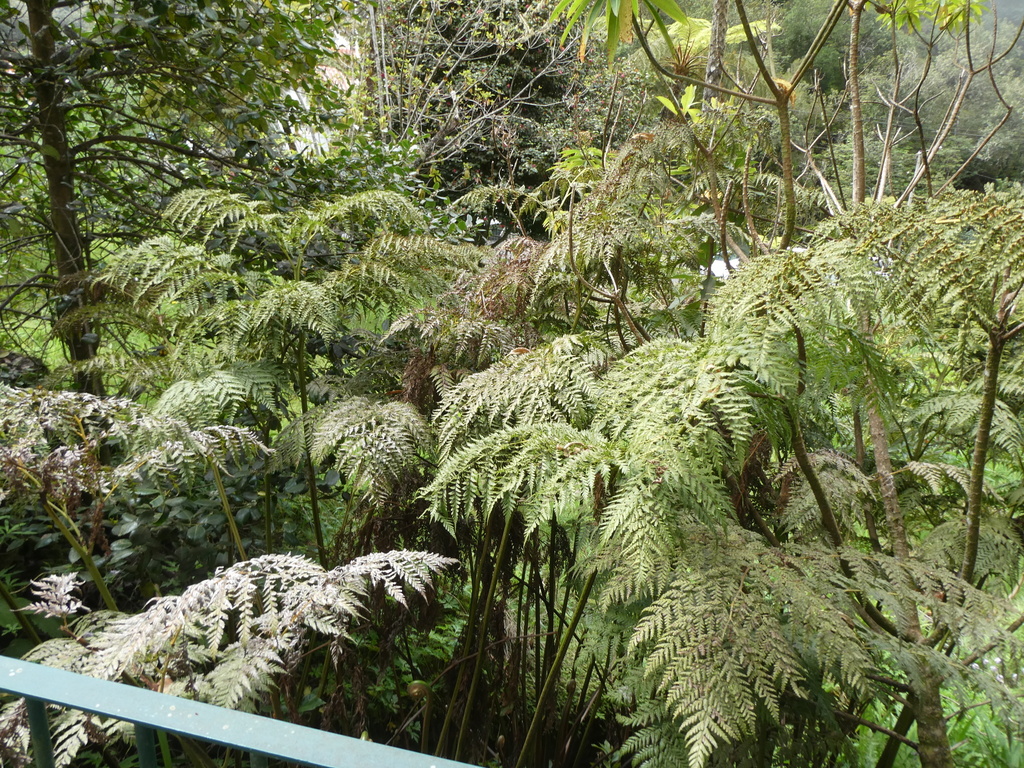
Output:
788,407,844,548
832,710,918,750
513,570,596,768
874,703,918,768
960,331,1004,584
865,393,912,562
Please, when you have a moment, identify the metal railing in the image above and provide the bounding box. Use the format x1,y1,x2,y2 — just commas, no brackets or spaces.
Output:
0,656,477,768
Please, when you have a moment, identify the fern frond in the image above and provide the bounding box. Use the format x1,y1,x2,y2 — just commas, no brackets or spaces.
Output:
434,335,608,458
99,236,249,315
337,550,457,606
275,397,430,504
151,362,285,427
114,420,271,490
425,422,612,533
164,189,276,250
285,191,425,251
389,309,517,370
631,554,807,768
14,552,455,716
197,640,286,710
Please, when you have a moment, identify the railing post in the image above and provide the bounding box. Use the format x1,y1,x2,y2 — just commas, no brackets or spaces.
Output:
251,751,269,768
136,724,159,768
25,698,56,768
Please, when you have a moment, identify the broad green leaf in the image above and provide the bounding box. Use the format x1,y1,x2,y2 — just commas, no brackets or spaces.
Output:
656,95,679,114
642,0,689,26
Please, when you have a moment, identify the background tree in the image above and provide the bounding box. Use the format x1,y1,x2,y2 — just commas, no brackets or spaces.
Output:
0,0,345,390
360,0,590,191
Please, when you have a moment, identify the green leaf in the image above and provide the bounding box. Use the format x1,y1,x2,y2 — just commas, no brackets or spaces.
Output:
656,96,679,114
642,0,689,26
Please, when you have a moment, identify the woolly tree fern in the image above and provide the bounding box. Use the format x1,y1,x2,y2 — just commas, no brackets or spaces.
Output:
0,550,455,767
421,189,1024,768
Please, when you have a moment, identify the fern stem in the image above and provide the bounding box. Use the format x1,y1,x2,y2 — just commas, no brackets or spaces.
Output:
864,389,912,561
513,569,596,768
262,428,275,551
44,501,118,612
787,407,843,548
569,683,605,768
454,509,516,761
316,649,332,701
789,406,905,636
435,512,494,756
211,462,247,561
295,328,327,567
852,407,882,552
544,515,559,683
873,703,917,768
514,553,530,733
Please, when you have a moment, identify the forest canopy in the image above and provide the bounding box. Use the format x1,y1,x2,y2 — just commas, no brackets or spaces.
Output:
2,0,1024,766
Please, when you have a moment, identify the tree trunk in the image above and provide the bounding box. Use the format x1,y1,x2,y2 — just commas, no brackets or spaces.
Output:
26,0,101,393
703,0,728,103
777,98,797,248
848,0,867,205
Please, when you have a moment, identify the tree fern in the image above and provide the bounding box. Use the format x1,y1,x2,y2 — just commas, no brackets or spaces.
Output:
0,551,455,767
418,188,1024,767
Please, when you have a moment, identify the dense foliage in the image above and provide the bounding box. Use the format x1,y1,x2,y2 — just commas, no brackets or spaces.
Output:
2,0,1024,766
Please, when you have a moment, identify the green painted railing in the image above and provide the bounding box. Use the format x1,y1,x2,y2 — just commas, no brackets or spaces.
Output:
0,656,477,768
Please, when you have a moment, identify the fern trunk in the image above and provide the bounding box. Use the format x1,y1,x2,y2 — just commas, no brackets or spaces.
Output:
912,662,954,768
961,331,1005,584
